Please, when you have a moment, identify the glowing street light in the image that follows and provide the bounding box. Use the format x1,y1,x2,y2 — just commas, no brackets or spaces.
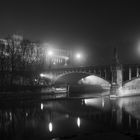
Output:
48,122,53,132
76,53,81,59
46,49,54,70
40,73,46,78
75,52,84,66
47,50,53,56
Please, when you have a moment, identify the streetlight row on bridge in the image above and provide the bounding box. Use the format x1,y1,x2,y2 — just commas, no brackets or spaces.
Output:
46,48,83,67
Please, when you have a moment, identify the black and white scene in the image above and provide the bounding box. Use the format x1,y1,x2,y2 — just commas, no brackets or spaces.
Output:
0,0,140,139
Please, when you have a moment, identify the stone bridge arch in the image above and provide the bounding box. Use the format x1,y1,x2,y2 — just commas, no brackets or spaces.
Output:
54,71,111,87
118,77,140,97
123,77,140,89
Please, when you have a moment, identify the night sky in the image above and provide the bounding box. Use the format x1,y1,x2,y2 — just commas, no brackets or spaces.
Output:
1,0,140,65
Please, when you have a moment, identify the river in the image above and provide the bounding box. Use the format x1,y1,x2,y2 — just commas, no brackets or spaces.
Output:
0,93,140,139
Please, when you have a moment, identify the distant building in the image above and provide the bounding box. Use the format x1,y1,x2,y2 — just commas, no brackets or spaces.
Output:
0,34,74,70
45,47,71,67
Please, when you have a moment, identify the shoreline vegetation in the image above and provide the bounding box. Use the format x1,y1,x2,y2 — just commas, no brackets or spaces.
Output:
0,84,110,101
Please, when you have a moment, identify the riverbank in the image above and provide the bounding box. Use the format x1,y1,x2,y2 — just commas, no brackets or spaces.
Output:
0,91,68,101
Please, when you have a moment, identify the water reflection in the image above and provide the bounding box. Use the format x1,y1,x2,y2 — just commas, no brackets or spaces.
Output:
84,97,111,111
116,96,140,120
76,117,81,128
49,122,53,132
1,96,140,139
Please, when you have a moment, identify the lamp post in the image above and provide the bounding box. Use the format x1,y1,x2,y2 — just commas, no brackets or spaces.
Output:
47,50,53,70
75,52,83,67
46,49,54,87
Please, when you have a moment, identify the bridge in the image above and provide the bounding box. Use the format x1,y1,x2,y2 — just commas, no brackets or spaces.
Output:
1,41,140,97
39,48,140,97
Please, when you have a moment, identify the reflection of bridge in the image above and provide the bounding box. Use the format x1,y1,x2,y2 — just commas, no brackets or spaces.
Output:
40,49,140,97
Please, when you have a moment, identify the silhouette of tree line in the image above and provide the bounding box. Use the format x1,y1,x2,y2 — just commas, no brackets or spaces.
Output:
0,34,46,90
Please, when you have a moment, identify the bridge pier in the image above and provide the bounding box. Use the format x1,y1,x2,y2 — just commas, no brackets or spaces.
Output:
110,48,123,96
110,64,123,96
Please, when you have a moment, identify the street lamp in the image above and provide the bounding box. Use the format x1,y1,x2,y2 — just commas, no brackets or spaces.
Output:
76,53,81,59
75,52,83,66
47,49,54,69
47,50,53,57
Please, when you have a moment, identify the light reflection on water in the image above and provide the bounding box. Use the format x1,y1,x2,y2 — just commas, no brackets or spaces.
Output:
49,122,53,132
77,117,81,128
0,96,140,139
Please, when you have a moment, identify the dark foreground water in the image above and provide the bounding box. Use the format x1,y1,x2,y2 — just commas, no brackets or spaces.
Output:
0,94,140,140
